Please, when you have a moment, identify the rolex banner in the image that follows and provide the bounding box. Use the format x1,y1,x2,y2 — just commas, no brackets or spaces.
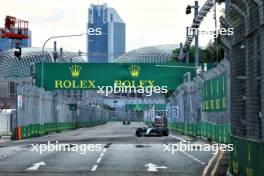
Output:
35,63,195,91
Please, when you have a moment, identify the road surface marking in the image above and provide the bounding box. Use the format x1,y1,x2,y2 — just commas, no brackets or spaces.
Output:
182,152,206,165
202,150,219,176
91,164,98,171
91,144,108,171
26,161,46,171
169,133,205,165
169,134,187,142
12,140,25,143
96,157,102,163
145,163,168,172
211,151,224,175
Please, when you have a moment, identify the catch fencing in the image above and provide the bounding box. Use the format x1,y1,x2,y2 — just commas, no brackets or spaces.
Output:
16,84,114,139
166,58,230,143
226,0,264,175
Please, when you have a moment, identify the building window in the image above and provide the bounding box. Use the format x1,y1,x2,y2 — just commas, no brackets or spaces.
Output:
103,9,107,23
9,81,17,97
110,14,113,22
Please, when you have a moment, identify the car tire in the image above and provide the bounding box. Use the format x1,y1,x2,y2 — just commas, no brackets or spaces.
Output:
136,128,142,137
163,129,169,136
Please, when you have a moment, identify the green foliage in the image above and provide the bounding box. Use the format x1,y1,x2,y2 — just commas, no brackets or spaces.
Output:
172,39,224,64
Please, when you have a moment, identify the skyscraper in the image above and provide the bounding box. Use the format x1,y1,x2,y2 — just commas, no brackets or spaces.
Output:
0,30,32,53
87,3,126,63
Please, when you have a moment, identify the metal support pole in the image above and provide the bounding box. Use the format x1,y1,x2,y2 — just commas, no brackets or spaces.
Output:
186,50,190,63
194,1,199,69
53,41,57,62
60,48,63,59
41,33,87,88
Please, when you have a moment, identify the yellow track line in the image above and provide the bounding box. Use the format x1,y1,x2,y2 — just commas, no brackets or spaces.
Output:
202,150,219,176
211,151,224,176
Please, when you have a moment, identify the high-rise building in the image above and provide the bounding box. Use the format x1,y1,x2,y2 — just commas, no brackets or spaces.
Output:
0,30,32,53
87,3,125,63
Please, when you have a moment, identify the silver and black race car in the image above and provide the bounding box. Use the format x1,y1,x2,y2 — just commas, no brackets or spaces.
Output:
135,116,168,137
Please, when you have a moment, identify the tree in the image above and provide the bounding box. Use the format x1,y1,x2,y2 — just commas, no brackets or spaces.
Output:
171,38,224,64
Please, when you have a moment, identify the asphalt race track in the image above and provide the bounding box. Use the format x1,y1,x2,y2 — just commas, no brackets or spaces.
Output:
0,122,215,176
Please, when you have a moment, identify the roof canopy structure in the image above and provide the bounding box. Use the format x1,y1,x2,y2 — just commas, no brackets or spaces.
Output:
113,44,178,63
0,47,86,79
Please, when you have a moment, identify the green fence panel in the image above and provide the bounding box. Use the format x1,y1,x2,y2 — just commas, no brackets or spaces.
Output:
52,123,55,132
202,123,206,137
244,140,258,176
212,124,216,141
230,136,239,175
37,124,40,137
260,144,264,175
21,126,27,139
44,123,48,134
29,124,34,137
217,124,221,142
40,125,44,135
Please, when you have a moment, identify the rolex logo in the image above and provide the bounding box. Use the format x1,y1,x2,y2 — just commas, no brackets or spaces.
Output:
70,65,81,78
129,65,141,78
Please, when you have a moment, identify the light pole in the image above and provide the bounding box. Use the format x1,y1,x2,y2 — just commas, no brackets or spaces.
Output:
40,33,87,128
186,1,200,71
41,33,87,88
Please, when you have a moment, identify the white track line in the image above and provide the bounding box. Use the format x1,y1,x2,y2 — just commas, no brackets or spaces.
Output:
169,134,206,165
91,164,98,171
96,157,102,163
91,145,108,172
169,134,187,142
182,152,206,165
100,152,104,157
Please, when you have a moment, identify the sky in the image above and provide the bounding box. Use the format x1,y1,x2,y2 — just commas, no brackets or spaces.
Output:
0,0,224,53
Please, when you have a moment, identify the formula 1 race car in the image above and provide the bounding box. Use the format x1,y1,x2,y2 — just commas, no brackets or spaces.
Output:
135,116,168,137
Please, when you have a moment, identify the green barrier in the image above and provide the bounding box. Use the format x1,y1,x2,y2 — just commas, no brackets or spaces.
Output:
168,122,230,144
230,136,264,176
21,126,27,139
29,124,34,137
44,123,48,134
36,124,40,137
20,121,105,139
40,125,44,135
